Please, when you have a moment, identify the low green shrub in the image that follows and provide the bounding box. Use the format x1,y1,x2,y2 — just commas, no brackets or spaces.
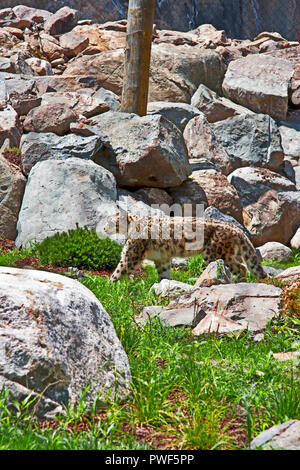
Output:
32,225,122,270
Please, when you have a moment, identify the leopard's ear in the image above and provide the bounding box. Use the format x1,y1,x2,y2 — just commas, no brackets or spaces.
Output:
127,212,137,224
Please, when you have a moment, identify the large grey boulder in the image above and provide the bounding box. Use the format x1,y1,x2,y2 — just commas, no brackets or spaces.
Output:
228,167,296,207
222,54,294,121
16,158,118,247
20,132,105,176
212,113,284,172
90,111,191,188
0,267,131,419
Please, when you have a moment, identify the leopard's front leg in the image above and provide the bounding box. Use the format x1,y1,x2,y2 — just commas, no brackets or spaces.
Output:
109,239,145,282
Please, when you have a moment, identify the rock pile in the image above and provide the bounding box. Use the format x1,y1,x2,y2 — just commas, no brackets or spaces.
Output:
0,5,299,250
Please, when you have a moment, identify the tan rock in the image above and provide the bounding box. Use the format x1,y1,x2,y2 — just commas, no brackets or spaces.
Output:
0,155,26,240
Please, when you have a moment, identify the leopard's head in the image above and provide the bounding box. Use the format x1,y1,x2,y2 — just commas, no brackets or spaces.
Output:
103,211,136,236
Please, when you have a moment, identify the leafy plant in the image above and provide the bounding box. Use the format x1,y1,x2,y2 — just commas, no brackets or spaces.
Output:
32,225,122,270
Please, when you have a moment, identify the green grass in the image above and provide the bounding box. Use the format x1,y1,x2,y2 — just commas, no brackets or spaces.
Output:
0,246,299,450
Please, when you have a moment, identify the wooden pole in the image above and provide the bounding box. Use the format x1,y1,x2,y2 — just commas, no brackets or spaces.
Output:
120,0,156,116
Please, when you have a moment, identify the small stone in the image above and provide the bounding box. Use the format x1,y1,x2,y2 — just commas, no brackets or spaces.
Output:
195,260,232,287
290,227,300,249
257,242,294,262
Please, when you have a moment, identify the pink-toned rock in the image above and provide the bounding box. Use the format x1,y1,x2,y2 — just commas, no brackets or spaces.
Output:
63,43,225,103
12,5,53,23
98,19,128,32
44,7,78,36
191,84,254,123
23,102,77,136
154,30,199,46
191,24,231,48
266,45,300,109
169,169,243,223
222,54,294,121
183,113,233,175
2,26,24,40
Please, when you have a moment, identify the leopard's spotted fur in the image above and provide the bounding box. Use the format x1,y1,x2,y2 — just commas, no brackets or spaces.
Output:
104,212,269,282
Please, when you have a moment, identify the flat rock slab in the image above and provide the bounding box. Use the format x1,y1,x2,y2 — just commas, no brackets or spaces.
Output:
138,283,282,334
250,420,300,450
0,267,131,419
222,54,294,121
